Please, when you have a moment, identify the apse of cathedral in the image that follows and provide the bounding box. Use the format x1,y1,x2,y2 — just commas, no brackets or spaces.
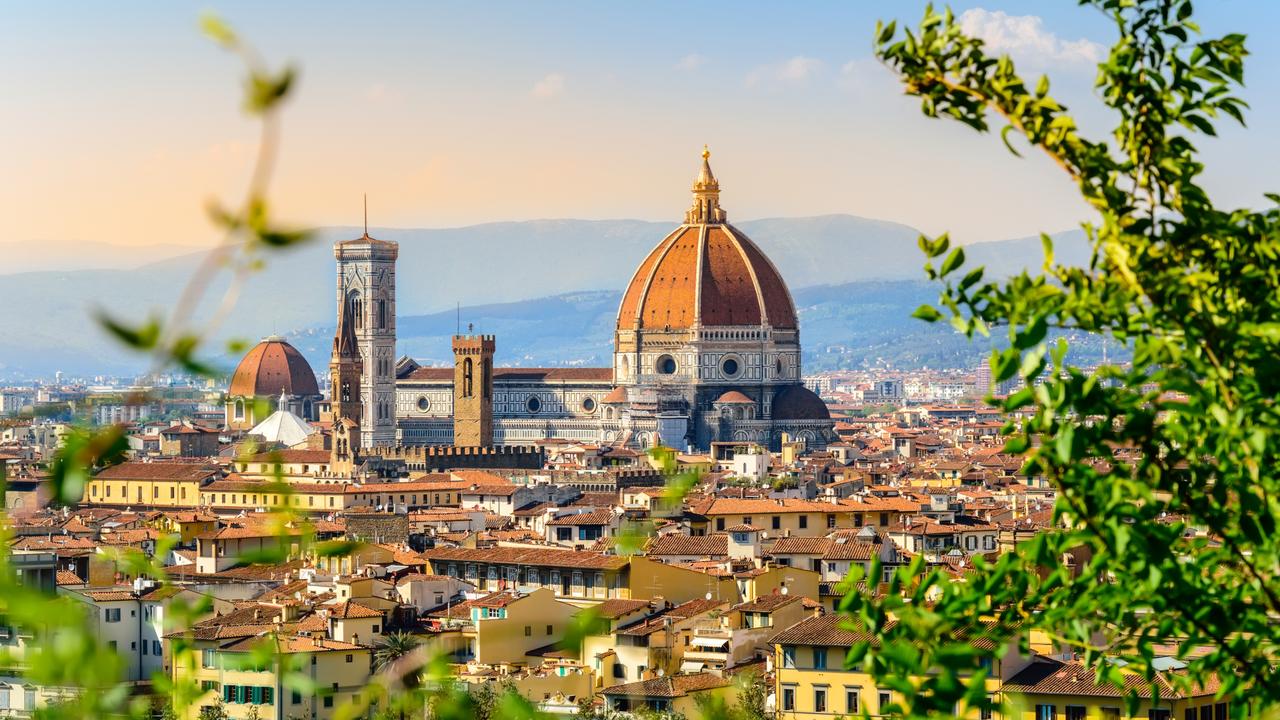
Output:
324,148,834,452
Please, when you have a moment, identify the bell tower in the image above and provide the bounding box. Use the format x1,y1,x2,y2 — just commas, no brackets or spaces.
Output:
452,334,494,446
333,202,398,448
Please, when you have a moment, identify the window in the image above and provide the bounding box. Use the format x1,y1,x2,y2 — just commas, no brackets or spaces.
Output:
1037,705,1058,720
613,664,627,679
526,396,541,413
0,687,10,709
142,641,148,655
108,640,117,651
525,625,532,637
1215,704,1228,720
657,355,677,374
772,516,781,530
292,691,302,705
582,397,596,413
827,514,836,528
346,654,354,663
547,624,554,635
104,608,121,623
880,693,892,713
721,357,739,376
1067,706,1087,720
202,649,217,668
24,688,34,711
781,687,795,712
782,646,796,668
324,695,334,708
716,518,725,531
1102,709,1121,720
1150,712,1171,720
845,688,860,714
799,516,808,529
813,688,827,713
1202,707,1214,720
813,647,827,670
153,640,161,655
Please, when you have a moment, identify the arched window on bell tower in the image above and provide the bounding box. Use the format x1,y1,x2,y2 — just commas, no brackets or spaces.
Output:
482,358,492,399
347,290,363,330
463,357,474,398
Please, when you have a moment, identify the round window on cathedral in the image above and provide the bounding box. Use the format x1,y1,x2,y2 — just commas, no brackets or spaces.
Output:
721,357,740,378
657,355,677,374
416,396,430,412
582,397,597,413
527,396,542,413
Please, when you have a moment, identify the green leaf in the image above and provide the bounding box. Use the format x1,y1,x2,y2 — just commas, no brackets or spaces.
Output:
939,246,966,276
199,12,238,48
912,304,943,322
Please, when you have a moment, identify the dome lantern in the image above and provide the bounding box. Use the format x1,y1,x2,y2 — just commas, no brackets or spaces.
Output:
685,145,727,225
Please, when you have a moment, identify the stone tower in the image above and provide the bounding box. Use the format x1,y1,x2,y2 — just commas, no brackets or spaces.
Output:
334,227,398,448
452,334,494,446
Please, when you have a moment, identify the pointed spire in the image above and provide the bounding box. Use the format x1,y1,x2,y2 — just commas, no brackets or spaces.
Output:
333,294,358,359
685,145,726,224
278,388,288,411
363,193,368,237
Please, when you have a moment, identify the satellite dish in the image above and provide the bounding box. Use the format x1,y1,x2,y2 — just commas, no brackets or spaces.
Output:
705,592,713,601
781,586,789,595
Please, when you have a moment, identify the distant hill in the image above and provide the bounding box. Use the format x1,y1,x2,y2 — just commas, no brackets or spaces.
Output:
0,215,1088,377
0,239,203,273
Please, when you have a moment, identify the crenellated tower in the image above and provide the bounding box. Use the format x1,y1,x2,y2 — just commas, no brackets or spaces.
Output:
452,334,495,446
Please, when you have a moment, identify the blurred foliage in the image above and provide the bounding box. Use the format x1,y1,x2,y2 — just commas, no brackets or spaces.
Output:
843,0,1275,717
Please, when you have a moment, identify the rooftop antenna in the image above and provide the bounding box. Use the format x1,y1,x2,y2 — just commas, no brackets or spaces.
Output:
456,302,461,336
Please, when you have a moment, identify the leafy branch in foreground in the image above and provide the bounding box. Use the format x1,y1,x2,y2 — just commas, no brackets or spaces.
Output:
845,0,1275,717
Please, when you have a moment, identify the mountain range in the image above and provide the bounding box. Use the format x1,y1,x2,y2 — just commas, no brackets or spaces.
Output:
0,215,1090,377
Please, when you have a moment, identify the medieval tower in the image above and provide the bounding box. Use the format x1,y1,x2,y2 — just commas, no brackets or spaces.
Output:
451,334,495,446
334,227,398,448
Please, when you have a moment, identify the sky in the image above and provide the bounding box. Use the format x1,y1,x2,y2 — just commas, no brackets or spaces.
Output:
4,1,1279,250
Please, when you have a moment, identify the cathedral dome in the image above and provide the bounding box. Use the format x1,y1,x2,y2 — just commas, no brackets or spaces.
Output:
771,385,831,421
616,148,797,332
229,337,320,397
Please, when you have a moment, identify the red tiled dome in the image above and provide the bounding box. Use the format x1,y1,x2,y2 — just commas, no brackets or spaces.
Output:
617,224,797,331
771,386,831,421
715,390,754,404
229,337,319,397
616,149,797,332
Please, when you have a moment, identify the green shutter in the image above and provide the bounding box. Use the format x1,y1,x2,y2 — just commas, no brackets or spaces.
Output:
262,687,273,705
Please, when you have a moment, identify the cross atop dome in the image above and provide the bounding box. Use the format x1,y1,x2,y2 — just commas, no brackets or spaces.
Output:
685,145,727,224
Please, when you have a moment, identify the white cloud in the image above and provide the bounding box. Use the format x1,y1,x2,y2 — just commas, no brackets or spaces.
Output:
745,56,825,89
959,8,1104,65
676,53,706,71
531,73,565,99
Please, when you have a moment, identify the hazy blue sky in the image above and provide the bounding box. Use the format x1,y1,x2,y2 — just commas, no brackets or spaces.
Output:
4,1,1277,249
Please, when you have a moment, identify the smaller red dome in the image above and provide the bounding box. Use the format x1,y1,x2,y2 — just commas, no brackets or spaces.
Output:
715,390,754,404
772,386,830,421
229,337,319,397
602,387,628,404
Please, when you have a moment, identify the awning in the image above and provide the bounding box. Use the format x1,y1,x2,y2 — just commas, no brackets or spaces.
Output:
679,661,705,673
690,637,730,649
